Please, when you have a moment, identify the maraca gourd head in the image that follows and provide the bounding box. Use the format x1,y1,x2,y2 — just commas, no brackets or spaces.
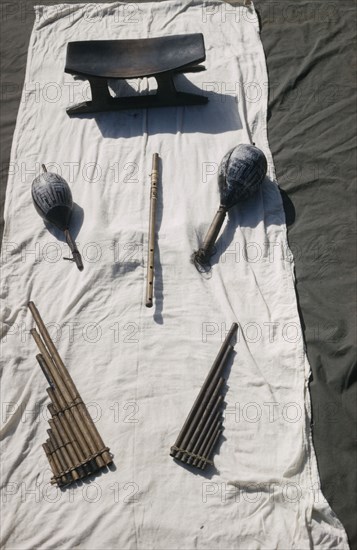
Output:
32,171,73,231
218,143,267,208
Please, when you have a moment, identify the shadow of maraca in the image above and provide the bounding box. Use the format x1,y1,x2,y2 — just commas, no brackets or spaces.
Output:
206,177,296,269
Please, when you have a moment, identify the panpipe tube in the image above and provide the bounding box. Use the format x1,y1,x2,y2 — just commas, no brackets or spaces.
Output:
181,378,225,463
146,152,159,308
48,429,73,484
47,421,73,483
43,442,57,479
28,302,111,466
49,414,80,480
49,403,86,478
50,409,87,479
47,388,95,475
183,395,223,464
187,399,224,466
172,322,237,457
46,439,60,477
47,437,68,485
47,387,93,461
45,440,64,486
173,345,232,461
199,426,223,470
192,412,222,467
36,354,55,388
30,328,105,468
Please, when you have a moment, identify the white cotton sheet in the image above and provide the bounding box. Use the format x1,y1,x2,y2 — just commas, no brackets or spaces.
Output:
0,1,349,548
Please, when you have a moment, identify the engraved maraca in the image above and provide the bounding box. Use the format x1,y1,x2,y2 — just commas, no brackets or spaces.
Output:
193,144,267,270
32,165,83,271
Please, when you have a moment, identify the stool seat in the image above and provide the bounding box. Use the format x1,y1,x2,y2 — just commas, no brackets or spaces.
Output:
64,34,208,115
65,34,206,79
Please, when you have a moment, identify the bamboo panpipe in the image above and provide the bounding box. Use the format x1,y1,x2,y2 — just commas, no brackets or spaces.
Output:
174,346,232,462
31,327,105,469
146,153,159,308
170,322,238,470
28,301,112,487
28,301,111,466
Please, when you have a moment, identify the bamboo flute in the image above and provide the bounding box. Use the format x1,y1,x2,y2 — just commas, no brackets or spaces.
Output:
145,153,159,308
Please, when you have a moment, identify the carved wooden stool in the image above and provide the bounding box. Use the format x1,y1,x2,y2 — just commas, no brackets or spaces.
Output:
65,33,208,115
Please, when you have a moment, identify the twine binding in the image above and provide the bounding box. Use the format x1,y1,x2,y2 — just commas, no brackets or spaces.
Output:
171,445,213,466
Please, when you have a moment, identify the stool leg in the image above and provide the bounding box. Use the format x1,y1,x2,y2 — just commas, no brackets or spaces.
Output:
88,77,111,105
155,73,178,99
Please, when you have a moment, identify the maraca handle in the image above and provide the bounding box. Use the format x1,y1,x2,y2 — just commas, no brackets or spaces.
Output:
197,205,227,264
64,229,84,271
